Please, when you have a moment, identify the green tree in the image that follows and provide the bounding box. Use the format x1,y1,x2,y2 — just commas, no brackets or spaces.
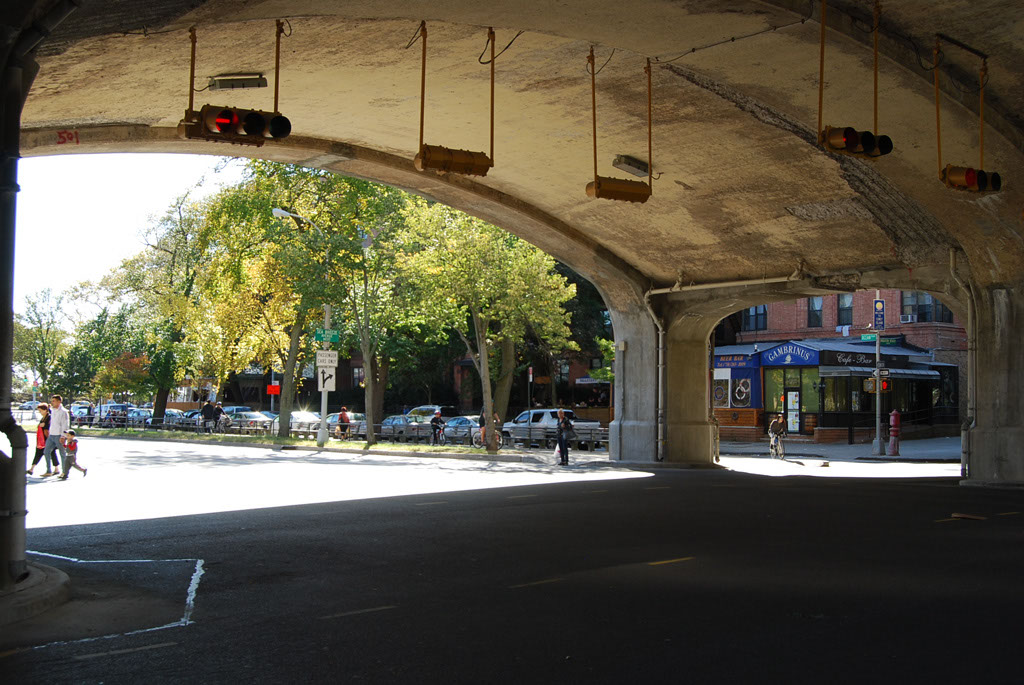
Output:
14,288,68,395
102,193,211,420
403,201,577,452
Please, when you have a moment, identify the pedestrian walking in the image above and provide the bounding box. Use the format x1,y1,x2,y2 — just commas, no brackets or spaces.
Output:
555,408,574,466
44,394,70,476
57,429,87,480
338,406,350,440
201,400,215,434
27,403,59,477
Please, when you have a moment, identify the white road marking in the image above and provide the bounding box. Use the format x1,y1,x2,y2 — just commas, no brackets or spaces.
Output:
509,578,563,589
319,605,398,620
73,641,177,660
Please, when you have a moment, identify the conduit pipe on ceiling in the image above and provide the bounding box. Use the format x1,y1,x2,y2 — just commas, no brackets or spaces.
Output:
949,248,976,479
646,266,807,297
642,291,666,462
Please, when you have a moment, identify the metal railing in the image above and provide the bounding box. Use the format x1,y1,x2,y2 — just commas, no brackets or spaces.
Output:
12,413,610,451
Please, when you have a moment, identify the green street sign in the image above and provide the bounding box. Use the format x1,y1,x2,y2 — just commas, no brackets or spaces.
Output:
314,328,340,343
860,334,899,345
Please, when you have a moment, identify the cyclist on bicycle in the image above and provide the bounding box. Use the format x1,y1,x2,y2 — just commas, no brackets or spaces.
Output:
768,414,786,459
430,410,445,445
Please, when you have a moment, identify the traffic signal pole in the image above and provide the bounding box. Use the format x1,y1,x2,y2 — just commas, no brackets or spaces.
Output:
317,304,330,448
873,290,883,455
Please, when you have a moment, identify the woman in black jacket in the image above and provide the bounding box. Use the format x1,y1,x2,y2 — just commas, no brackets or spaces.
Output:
556,408,573,466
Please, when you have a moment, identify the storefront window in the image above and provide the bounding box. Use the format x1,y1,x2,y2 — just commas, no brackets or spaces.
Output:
731,377,752,407
765,369,784,413
784,368,801,388
801,369,820,412
823,377,848,412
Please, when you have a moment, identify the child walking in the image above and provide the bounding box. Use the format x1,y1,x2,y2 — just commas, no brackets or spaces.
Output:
57,429,87,480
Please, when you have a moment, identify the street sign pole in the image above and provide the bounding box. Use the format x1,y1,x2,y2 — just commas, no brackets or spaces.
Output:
873,293,884,455
317,304,331,447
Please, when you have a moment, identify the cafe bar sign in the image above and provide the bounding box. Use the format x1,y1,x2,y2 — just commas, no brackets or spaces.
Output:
762,342,819,366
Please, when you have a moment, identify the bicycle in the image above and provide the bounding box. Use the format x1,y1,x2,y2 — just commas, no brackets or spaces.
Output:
769,432,785,460
431,427,447,446
472,429,504,449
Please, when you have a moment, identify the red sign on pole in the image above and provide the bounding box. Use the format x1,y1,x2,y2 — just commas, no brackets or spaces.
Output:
267,384,281,395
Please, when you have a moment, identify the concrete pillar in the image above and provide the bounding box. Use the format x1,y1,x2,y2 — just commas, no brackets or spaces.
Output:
967,283,1024,485
663,309,716,465
607,305,657,461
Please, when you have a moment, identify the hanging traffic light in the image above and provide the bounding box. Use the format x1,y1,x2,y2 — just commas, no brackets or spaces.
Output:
941,165,1002,192
411,23,496,177
815,2,894,161
821,126,893,157
179,106,291,146
177,23,292,149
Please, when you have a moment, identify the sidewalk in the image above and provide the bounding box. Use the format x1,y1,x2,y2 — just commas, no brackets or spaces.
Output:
719,436,962,462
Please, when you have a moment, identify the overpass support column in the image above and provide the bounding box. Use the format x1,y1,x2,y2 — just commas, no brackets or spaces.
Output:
607,305,657,461
966,284,1024,485
663,309,716,465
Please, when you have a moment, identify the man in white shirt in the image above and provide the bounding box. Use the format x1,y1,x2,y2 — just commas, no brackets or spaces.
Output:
45,394,71,476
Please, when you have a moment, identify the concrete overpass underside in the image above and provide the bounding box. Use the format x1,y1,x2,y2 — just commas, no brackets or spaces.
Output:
5,0,1024,483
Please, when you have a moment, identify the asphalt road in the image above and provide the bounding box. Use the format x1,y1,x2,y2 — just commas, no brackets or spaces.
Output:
4,439,1023,683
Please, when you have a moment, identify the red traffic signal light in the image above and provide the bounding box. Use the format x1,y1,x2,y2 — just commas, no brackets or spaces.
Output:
942,164,1002,192
178,105,291,147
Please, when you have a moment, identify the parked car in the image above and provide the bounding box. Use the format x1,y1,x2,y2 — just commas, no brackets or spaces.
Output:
380,414,431,442
99,403,132,426
503,408,602,448
443,415,480,444
234,411,272,434
270,411,322,436
126,408,153,427
261,411,279,421
147,408,183,428
221,405,253,416
179,409,203,429
406,405,459,420
19,400,37,410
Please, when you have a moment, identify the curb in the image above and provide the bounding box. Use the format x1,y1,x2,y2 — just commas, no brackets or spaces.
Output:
0,562,71,627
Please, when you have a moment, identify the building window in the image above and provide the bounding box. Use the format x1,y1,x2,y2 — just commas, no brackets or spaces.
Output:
837,293,853,326
903,290,954,323
557,361,570,384
352,366,365,387
807,296,823,328
742,305,767,331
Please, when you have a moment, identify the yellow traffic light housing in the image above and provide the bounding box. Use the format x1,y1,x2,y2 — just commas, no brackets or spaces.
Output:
584,49,653,204
411,23,495,177
933,37,1003,193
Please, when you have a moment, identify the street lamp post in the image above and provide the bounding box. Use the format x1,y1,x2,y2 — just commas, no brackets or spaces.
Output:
272,208,332,448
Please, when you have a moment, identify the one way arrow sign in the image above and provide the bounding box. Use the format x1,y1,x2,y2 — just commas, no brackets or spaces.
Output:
318,368,335,392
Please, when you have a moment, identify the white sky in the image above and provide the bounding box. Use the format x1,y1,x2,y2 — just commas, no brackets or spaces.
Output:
13,153,245,316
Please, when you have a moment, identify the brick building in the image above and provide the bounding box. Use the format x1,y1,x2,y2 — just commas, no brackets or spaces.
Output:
712,290,965,443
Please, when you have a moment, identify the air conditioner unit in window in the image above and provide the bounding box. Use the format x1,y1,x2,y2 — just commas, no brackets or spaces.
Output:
900,314,918,324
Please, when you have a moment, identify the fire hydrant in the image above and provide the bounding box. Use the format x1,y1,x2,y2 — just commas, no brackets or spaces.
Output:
887,409,901,456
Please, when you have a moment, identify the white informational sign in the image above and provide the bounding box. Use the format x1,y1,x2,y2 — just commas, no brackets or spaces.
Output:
786,391,800,432
316,350,339,367
318,367,336,392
